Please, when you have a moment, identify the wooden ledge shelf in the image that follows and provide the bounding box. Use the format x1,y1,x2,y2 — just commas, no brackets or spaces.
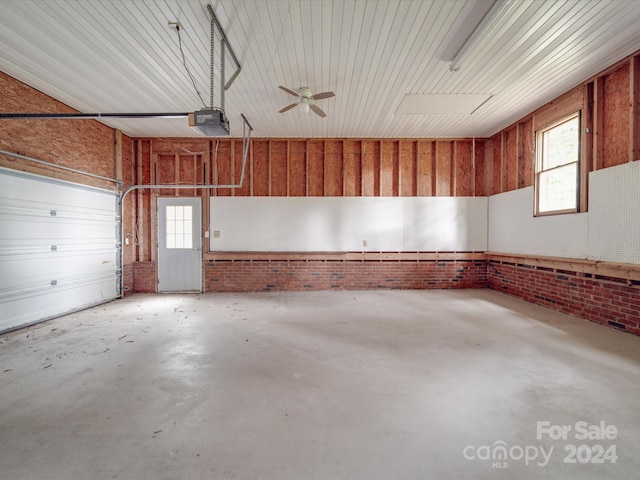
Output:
205,251,487,262
486,252,640,282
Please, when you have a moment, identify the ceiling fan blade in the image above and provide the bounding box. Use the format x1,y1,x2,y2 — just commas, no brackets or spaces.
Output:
278,86,299,97
278,103,298,113
309,104,327,118
310,91,335,101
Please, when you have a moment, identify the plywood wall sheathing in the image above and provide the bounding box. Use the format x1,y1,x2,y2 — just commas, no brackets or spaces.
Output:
435,141,452,196
416,141,433,196
270,140,287,196
324,140,343,196
361,140,378,196
399,140,416,196
289,140,307,196
308,140,324,196
602,63,630,169
454,141,472,196
343,140,362,196
505,128,517,192
252,140,269,196
518,119,534,189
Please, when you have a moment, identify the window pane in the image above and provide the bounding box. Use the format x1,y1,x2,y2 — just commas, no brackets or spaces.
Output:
165,204,196,249
539,163,577,212
543,117,579,169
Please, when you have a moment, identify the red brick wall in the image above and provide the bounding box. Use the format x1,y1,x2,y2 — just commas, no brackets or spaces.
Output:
488,261,640,336
121,264,133,296
205,260,487,292
132,261,156,293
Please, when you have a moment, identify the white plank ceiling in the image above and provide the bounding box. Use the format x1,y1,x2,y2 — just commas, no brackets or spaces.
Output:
1,0,640,139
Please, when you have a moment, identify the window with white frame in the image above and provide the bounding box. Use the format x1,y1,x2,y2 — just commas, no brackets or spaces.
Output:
165,205,193,249
535,113,580,215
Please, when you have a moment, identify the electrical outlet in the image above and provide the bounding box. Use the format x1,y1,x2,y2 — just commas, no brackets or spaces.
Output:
362,240,367,247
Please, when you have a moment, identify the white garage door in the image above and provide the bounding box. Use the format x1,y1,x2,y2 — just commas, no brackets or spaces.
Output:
0,167,119,333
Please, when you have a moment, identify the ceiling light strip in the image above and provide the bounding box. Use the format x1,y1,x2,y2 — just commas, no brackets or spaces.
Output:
449,0,515,72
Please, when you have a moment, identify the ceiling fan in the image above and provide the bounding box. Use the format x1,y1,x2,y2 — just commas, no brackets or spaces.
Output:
278,86,335,118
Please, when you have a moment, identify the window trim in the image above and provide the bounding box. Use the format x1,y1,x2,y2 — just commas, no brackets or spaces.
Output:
534,112,581,216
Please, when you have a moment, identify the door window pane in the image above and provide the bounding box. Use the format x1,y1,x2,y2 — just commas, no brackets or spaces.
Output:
165,205,193,249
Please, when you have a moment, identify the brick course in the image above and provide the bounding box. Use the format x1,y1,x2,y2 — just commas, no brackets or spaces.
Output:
488,261,640,336
205,260,487,292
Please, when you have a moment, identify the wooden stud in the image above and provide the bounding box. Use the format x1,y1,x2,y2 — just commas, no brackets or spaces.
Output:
500,131,507,193
593,76,604,171
115,129,123,182
452,141,458,196
230,141,235,196
392,141,400,196
268,140,272,196
581,82,594,213
631,54,640,161
287,140,291,196
305,139,310,196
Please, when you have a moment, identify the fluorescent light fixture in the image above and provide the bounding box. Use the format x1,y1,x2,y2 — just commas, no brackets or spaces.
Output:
395,94,492,115
448,0,514,72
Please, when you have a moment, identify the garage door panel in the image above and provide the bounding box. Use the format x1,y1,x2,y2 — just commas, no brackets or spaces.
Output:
0,249,117,289
1,279,118,333
0,167,119,333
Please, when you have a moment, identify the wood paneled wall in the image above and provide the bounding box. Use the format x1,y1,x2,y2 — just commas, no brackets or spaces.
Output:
485,50,640,197
0,72,117,183
135,138,487,198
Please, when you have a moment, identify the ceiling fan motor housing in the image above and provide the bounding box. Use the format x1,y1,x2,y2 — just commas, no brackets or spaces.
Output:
298,88,312,99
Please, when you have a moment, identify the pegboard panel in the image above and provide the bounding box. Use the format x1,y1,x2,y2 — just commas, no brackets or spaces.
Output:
488,187,589,258
587,161,640,264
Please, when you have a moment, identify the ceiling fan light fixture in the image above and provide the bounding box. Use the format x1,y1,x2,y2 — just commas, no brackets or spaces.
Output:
278,85,334,118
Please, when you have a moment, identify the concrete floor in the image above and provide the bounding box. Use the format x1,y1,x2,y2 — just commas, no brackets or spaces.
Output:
0,289,639,480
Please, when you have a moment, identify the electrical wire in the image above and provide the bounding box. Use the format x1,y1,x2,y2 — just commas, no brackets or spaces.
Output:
175,25,207,108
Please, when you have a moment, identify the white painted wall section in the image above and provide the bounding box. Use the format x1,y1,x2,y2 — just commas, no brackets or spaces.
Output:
210,197,488,252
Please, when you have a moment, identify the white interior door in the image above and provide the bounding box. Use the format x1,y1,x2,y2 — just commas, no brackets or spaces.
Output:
157,197,202,292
